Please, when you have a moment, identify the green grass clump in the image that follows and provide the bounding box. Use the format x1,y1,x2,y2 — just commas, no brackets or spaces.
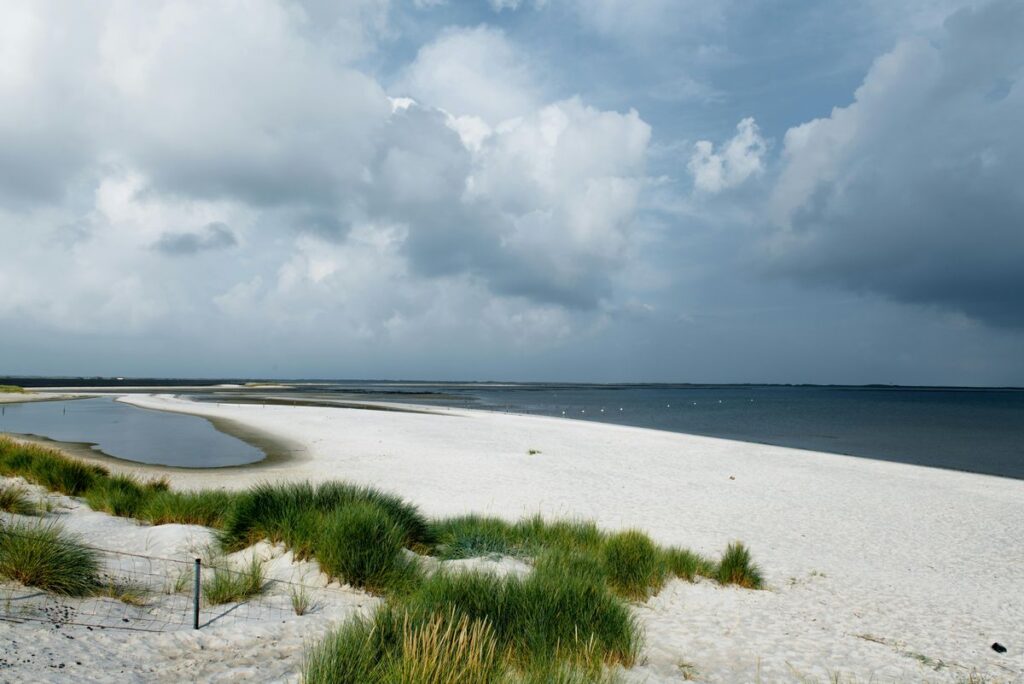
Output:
0,437,108,496
305,564,640,682
303,609,505,683
662,546,717,582
716,541,763,589
431,514,606,561
414,567,638,669
138,489,236,527
202,557,266,605
0,520,101,595
219,481,432,553
431,514,518,559
0,482,40,515
600,529,668,600
304,612,383,683
0,385,25,393
316,502,423,594
84,474,149,517
513,516,606,556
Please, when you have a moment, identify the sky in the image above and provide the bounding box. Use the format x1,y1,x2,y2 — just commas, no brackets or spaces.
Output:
1,0,1022,385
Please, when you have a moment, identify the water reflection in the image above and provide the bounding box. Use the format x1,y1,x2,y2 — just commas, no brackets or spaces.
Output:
0,397,265,468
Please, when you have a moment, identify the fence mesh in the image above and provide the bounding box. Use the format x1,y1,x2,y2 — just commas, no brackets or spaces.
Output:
0,528,342,633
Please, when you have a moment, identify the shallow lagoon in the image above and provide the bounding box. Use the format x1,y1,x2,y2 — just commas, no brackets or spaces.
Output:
0,396,264,468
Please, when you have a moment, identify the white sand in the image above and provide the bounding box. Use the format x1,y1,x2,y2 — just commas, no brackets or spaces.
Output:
0,392,83,404
3,393,1023,682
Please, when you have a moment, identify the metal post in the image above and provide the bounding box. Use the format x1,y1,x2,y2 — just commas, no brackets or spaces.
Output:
193,558,201,630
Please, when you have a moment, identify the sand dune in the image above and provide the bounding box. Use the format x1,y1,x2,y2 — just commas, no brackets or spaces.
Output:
2,393,1022,682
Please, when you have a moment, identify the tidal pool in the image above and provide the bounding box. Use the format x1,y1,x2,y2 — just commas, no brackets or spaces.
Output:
0,396,266,468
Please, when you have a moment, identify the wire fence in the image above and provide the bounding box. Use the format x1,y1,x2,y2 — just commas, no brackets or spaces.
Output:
0,528,344,633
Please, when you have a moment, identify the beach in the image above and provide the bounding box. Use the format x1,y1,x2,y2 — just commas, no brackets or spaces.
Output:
2,393,1023,682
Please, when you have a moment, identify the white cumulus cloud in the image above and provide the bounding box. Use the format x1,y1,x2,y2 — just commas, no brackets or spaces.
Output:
687,117,767,193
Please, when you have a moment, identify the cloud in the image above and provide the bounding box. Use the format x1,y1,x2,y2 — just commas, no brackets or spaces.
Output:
153,222,237,256
396,26,541,126
766,0,1024,327
0,0,652,350
688,117,767,193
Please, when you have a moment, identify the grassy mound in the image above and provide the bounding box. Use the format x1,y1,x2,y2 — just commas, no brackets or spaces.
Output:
0,438,107,495
0,520,101,595
304,563,639,683
138,489,235,527
315,502,422,594
0,385,25,394
219,481,432,553
0,482,40,515
84,474,150,517
601,529,667,600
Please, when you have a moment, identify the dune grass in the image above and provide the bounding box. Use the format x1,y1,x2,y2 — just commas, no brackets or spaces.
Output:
662,546,717,581
304,565,639,683
0,435,764,679
0,438,108,496
138,489,235,527
315,502,424,594
0,520,101,596
0,385,25,394
83,473,151,517
716,541,764,589
601,529,668,600
431,512,746,599
218,480,434,553
202,556,266,605
0,482,40,515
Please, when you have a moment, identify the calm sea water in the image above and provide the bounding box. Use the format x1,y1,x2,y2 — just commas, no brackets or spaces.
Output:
3,381,1022,479
283,383,1024,480
0,397,264,467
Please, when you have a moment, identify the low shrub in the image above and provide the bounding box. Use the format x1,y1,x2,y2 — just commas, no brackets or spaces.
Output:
0,520,101,595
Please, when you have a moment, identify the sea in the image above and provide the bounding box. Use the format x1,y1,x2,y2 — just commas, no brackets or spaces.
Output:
4,379,1023,479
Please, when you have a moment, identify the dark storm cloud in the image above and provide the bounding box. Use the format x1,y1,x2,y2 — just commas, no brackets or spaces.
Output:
153,222,237,256
768,0,1024,327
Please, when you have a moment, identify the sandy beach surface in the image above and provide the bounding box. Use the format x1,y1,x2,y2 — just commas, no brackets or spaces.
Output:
3,393,1023,682
0,392,84,404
